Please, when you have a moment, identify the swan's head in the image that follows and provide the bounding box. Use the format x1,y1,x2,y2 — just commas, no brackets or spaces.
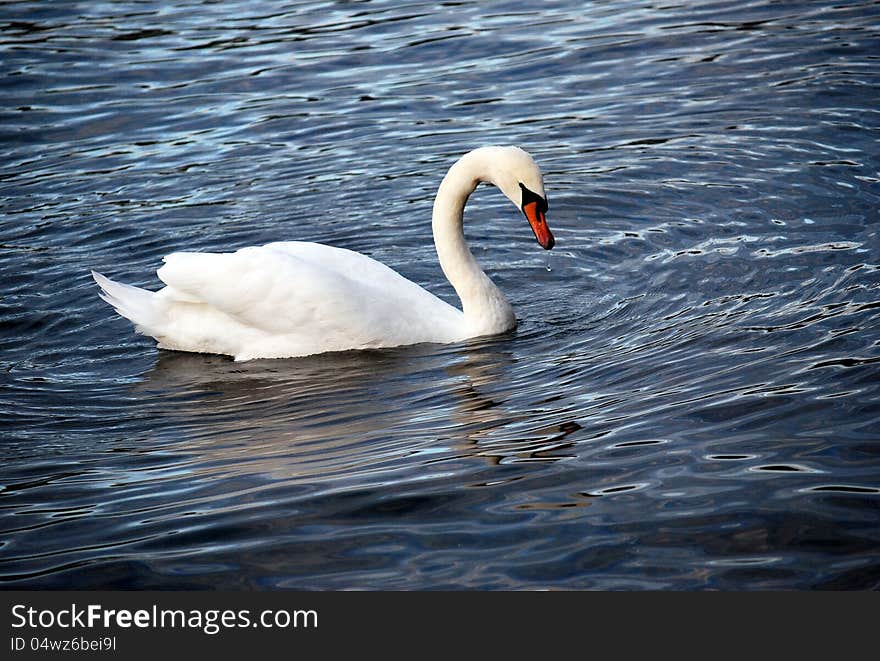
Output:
480,146,554,250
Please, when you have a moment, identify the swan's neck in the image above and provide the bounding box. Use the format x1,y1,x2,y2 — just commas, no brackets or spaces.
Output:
432,154,516,336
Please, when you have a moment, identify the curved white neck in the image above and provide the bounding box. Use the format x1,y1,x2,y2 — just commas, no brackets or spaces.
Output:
431,151,516,336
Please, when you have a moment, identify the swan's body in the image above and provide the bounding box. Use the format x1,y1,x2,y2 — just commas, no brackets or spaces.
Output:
93,146,553,361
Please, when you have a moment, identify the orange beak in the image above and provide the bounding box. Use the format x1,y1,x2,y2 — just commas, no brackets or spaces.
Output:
523,200,554,250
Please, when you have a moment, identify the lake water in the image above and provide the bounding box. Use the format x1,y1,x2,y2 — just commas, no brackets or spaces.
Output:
1,0,878,589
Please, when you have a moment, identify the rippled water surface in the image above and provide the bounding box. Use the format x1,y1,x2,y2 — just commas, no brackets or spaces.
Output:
2,0,879,589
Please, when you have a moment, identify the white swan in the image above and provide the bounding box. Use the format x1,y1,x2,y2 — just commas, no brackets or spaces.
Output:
92,146,554,361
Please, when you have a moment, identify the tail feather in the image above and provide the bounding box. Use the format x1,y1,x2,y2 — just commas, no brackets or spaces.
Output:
91,270,159,331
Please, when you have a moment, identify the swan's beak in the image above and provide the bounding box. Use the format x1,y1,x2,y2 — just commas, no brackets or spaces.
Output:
523,200,555,250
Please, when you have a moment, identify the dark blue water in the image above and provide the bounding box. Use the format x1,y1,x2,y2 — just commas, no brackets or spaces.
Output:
1,0,878,589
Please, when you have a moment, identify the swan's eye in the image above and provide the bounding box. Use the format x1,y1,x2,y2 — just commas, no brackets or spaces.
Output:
519,182,548,213
519,182,554,250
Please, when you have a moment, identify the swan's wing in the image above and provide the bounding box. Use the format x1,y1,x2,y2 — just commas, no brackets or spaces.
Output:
265,241,464,328
264,241,420,290
155,243,459,342
157,246,364,335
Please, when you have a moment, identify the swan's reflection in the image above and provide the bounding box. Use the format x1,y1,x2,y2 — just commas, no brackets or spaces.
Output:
442,340,581,465
134,337,578,488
